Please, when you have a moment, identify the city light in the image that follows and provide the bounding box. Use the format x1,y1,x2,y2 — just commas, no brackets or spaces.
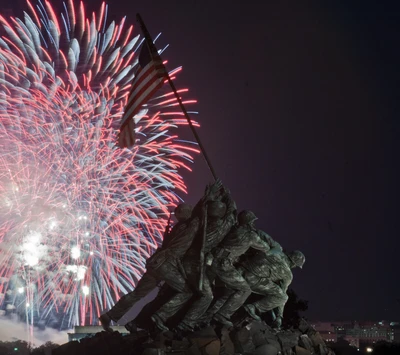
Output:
366,347,373,353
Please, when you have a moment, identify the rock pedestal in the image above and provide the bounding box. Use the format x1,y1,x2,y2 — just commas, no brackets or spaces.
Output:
53,319,335,355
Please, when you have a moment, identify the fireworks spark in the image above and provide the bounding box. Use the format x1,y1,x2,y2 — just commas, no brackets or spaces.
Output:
0,0,198,329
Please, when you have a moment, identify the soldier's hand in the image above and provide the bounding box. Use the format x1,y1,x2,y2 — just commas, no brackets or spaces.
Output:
210,178,223,192
205,179,223,199
221,186,230,196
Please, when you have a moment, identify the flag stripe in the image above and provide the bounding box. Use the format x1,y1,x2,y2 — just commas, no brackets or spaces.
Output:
124,67,165,122
127,67,165,111
123,61,165,115
119,118,135,147
127,59,163,99
121,75,164,126
118,39,167,148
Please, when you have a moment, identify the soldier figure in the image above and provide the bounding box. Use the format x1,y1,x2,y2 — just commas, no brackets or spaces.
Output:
98,201,201,332
208,210,282,327
243,250,305,329
154,182,237,331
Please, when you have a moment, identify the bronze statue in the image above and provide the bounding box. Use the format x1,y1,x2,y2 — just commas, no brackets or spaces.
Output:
206,210,282,327
99,179,305,334
242,250,305,328
99,201,201,331
155,181,237,331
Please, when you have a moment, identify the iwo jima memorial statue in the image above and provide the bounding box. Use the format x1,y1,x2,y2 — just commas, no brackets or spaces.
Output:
59,14,334,355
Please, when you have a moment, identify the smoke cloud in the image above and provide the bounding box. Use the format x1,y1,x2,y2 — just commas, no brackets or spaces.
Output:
0,317,68,346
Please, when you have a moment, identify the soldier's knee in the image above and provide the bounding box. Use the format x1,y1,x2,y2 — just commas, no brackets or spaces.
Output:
196,285,212,300
236,286,252,297
177,283,193,294
204,290,213,302
169,282,187,294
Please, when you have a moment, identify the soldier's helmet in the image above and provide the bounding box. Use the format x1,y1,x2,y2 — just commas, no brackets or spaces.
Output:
287,250,305,269
174,203,193,222
238,210,258,225
207,201,227,218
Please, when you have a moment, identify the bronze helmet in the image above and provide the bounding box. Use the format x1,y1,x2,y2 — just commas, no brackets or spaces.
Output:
238,210,258,225
287,250,305,269
174,203,193,222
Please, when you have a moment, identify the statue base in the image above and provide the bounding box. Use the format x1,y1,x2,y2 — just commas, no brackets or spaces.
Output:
53,319,335,355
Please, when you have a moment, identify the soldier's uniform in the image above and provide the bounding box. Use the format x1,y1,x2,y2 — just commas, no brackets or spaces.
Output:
156,190,237,327
243,252,292,319
210,224,281,323
242,250,305,327
104,209,200,324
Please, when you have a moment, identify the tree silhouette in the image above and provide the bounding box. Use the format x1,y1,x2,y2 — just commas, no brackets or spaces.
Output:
329,337,359,355
31,341,60,355
0,340,31,355
282,288,308,328
372,340,400,355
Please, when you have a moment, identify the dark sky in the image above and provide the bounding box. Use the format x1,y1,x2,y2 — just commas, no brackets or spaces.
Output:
4,0,400,322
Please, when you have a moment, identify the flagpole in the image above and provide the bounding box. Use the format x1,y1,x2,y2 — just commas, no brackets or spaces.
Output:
136,13,218,181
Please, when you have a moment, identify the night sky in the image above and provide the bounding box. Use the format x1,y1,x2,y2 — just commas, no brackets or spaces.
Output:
4,0,400,322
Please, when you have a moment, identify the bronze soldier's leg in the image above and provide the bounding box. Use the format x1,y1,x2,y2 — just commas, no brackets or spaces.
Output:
107,272,158,321
154,291,194,323
153,261,193,323
200,287,234,324
214,261,252,320
159,260,190,293
250,279,288,317
179,275,213,328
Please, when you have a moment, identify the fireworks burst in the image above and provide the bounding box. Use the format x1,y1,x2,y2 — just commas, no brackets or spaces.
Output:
0,0,198,329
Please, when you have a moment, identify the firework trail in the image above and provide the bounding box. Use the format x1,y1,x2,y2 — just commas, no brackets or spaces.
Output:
0,0,198,329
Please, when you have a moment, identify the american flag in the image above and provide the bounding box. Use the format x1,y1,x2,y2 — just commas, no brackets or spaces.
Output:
118,39,167,148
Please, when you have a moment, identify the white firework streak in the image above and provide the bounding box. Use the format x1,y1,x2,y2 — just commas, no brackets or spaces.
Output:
0,0,199,329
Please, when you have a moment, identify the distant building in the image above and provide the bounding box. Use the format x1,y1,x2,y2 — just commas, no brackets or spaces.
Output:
68,325,129,342
356,321,391,345
318,331,337,343
312,320,397,347
310,322,337,343
343,335,359,348
391,323,400,343
332,322,354,340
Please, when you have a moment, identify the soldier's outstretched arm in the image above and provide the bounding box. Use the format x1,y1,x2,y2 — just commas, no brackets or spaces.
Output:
257,230,283,255
221,186,237,219
249,231,274,252
191,180,221,216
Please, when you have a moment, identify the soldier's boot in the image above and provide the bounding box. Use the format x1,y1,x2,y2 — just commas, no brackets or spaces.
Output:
213,313,233,328
176,321,194,332
151,314,169,331
124,320,137,334
244,304,261,321
99,313,114,332
271,315,282,330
